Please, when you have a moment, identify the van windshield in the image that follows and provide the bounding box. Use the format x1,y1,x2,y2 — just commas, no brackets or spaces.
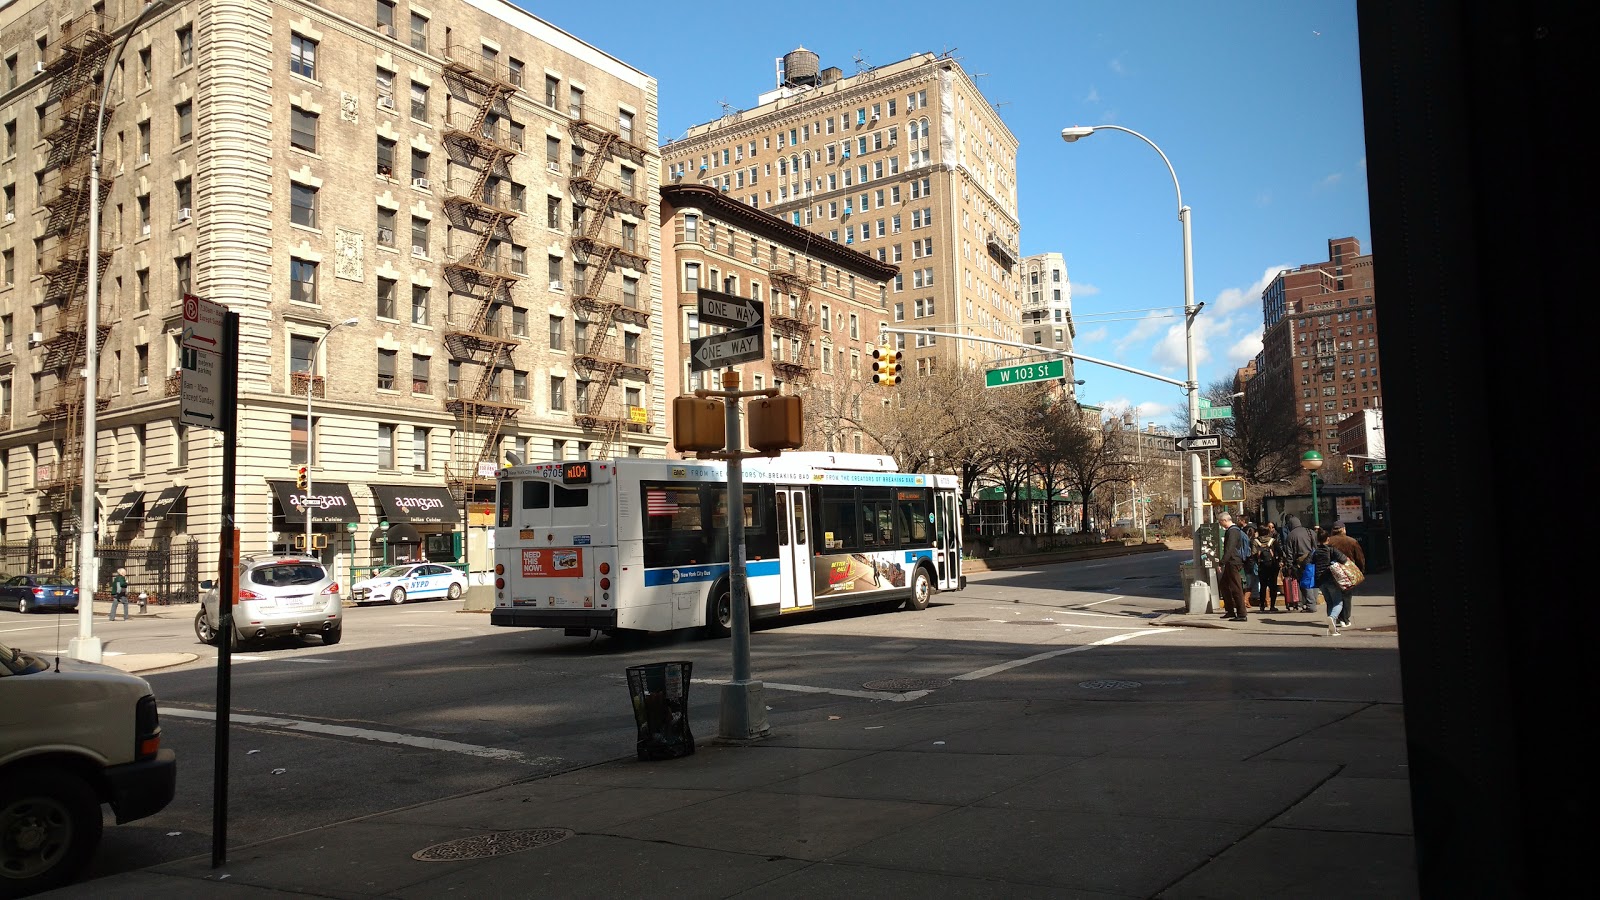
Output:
250,564,326,587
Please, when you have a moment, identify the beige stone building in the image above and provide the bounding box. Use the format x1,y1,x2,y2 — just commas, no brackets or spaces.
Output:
661,49,1021,382
659,182,898,456
0,0,664,578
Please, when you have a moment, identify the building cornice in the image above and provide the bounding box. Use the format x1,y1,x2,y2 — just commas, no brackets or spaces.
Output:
661,184,898,282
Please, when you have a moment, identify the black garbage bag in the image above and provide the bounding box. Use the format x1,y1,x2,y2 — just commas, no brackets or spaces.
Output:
625,661,695,761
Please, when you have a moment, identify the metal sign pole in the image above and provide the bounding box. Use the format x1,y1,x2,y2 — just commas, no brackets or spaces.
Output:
212,310,240,868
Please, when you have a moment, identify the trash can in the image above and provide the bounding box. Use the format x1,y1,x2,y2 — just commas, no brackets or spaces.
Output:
625,661,695,761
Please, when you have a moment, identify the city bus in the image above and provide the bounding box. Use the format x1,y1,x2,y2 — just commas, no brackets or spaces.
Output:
489,454,964,637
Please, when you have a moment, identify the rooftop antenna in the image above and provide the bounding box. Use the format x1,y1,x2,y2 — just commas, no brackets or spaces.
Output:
939,46,962,61
719,98,736,119
853,50,871,74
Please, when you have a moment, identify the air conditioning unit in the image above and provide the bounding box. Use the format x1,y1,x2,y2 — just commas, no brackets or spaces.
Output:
140,152,150,164
549,280,563,291
34,61,45,74
377,22,396,37
546,162,560,174
412,245,427,257
871,114,880,122
177,207,192,222
377,226,394,244
377,94,395,110
3,212,12,222
412,177,430,189
28,331,45,346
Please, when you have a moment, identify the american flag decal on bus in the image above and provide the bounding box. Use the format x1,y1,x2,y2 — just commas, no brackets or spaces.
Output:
646,490,679,516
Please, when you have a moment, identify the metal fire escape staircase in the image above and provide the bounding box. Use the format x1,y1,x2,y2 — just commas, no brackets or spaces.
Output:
767,266,817,382
439,43,521,498
36,11,117,519
567,115,650,459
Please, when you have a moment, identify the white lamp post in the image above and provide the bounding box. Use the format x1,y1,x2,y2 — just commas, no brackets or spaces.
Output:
1062,123,1207,612
304,318,359,556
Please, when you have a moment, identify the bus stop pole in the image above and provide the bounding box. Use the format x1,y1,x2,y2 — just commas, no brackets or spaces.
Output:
717,369,769,741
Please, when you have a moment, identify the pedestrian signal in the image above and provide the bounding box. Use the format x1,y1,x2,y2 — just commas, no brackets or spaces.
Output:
872,347,901,386
1205,478,1246,503
295,465,309,491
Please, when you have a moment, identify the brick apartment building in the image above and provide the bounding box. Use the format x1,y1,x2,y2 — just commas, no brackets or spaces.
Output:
0,0,663,577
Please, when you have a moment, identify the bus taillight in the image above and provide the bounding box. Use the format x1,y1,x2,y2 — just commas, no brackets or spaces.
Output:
599,562,610,575
495,577,505,589
495,563,504,575
600,577,610,590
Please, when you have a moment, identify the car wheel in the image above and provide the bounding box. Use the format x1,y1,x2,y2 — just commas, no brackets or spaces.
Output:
17,596,29,614
321,626,342,646
905,566,932,611
194,611,217,645
390,587,407,605
704,582,732,639
447,582,463,600
0,766,104,897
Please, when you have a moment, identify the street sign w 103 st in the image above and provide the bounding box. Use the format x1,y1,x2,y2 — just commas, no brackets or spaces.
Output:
697,289,765,330
1176,434,1221,451
984,358,1065,388
1199,406,1233,420
690,324,764,372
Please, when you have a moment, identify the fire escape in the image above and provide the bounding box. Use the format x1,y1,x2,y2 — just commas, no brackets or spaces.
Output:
568,113,651,459
767,267,817,382
36,10,116,524
439,43,521,500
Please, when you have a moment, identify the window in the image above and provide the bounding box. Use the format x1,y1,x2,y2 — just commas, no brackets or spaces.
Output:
514,370,529,399
508,57,524,86
135,345,149,387
411,216,428,255
290,107,317,152
175,254,192,297
175,422,188,467
409,12,428,52
544,74,560,108
138,120,151,159
411,285,429,324
568,87,584,119
410,148,429,183
377,206,396,246
290,34,317,79
684,262,700,293
290,182,317,227
548,255,563,289
138,195,151,235
176,101,193,143
410,81,428,120
177,26,194,68
849,314,859,339
138,269,150,309
684,214,698,242
549,376,566,411
377,0,396,35
377,349,397,390
545,195,562,229
413,427,430,471
621,221,637,253
376,278,396,318
548,315,564,350
410,353,431,394
2,250,11,286
622,276,638,308
290,415,313,465
618,109,634,142
289,258,317,304
624,332,639,364
377,423,395,468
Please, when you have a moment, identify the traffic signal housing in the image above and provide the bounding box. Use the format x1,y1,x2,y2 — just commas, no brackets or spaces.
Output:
1206,478,1245,503
672,395,727,454
748,395,804,453
296,465,309,491
872,346,901,386
1343,458,1355,473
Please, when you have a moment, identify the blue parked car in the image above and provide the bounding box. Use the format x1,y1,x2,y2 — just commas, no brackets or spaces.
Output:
0,574,80,613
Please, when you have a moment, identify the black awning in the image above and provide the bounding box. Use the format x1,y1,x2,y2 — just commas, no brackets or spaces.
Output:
382,523,424,543
144,486,189,522
106,491,146,526
370,484,461,525
268,480,360,526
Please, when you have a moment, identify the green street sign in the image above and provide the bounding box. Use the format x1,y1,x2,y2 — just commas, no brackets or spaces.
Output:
1199,406,1233,420
984,358,1065,388
1198,397,1212,408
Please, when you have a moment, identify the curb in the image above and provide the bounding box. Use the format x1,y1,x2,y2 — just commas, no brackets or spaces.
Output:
963,541,1171,572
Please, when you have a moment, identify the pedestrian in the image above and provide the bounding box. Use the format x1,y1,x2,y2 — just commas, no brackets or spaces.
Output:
1324,521,1366,628
108,567,130,621
1281,514,1317,612
1217,511,1250,622
1241,525,1260,610
1254,522,1283,612
1309,527,1353,636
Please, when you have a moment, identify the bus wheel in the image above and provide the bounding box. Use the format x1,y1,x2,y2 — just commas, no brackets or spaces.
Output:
905,567,932,611
705,583,732,639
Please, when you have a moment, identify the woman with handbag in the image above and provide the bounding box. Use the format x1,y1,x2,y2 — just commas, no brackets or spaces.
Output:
1309,527,1353,636
1324,522,1365,628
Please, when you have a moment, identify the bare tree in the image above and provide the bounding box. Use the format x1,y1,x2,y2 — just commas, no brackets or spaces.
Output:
1206,378,1313,485
863,367,1013,500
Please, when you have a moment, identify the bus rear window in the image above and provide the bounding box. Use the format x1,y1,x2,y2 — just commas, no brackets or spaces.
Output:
522,481,550,509
554,485,589,508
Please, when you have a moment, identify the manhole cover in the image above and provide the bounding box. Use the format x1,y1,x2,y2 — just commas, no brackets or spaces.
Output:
1008,620,1058,625
862,678,951,692
1077,679,1144,690
938,616,991,622
413,828,574,862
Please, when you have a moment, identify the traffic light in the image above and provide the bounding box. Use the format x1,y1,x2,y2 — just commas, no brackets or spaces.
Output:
672,395,727,454
1343,458,1355,473
1206,478,1245,503
295,465,309,491
872,346,900,386
748,395,805,452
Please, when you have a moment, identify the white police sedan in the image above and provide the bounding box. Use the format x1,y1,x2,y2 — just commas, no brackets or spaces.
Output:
351,563,468,605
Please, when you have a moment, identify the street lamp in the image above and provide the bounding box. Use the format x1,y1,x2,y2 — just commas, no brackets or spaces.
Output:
1214,458,1233,476
70,0,182,664
305,318,359,557
1064,123,1207,612
1301,450,1325,528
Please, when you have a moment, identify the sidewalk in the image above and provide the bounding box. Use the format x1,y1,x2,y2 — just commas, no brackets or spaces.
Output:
58,575,1415,898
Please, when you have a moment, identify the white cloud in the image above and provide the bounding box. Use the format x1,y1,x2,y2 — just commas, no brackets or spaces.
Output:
1108,55,1126,76
1226,332,1263,366
1072,281,1101,297
1115,311,1169,355
1077,326,1108,343
1084,86,1100,103
1211,266,1285,315
1318,172,1343,189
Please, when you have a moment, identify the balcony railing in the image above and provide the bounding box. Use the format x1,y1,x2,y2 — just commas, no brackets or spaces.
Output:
290,371,325,398
165,372,181,397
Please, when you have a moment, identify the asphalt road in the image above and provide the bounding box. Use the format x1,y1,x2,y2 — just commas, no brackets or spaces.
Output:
3,548,1400,888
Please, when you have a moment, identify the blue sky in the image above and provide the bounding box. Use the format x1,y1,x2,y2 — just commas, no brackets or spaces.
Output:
523,0,1370,426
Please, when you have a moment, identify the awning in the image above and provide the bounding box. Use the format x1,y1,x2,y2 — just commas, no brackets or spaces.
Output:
144,486,189,522
370,484,460,525
268,480,360,526
381,523,424,543
106,491,146,526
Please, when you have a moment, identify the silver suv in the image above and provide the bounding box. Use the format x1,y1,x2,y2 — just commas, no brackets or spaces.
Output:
195,556,342,649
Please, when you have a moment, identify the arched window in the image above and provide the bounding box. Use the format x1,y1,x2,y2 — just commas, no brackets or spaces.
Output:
778,158,788,175
908,120,920,141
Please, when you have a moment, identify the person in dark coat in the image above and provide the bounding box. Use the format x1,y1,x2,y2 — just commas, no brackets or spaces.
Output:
1253,523,1283,612
1325,521,1366,627
1218,511,1250,622
1310,527,1352,636
1281,515,1317,612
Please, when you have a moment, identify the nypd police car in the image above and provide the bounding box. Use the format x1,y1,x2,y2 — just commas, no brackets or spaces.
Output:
351,563,468,605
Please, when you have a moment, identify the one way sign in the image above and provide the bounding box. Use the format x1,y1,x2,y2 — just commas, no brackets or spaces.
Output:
1176,434,1221,452
697,289,765,329
690,325,764,372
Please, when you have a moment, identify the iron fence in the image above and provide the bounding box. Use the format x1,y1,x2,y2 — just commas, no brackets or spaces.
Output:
0,538,201,605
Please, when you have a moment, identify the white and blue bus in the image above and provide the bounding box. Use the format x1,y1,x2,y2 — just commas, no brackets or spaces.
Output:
489,453,964,637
